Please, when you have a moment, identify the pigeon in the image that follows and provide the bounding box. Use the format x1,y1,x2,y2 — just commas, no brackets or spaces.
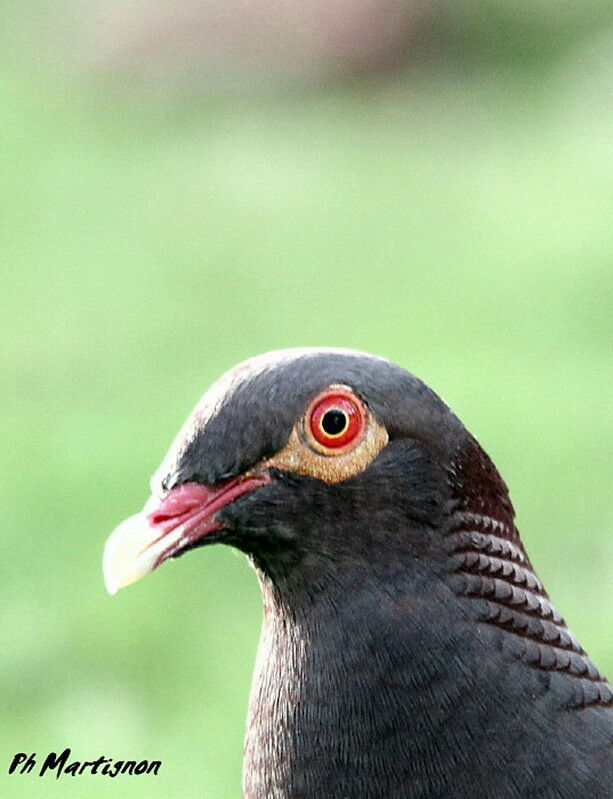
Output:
104,348,613,798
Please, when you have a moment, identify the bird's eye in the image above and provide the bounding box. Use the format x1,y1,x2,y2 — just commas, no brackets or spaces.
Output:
260,383,388,482
307,391,366,452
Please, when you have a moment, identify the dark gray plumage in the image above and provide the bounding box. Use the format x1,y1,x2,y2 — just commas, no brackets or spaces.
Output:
109,348,613,798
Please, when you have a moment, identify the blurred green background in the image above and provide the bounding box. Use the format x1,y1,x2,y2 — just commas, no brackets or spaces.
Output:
2,1,612,797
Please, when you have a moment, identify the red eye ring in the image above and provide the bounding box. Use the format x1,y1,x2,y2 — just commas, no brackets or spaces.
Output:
306,389,366,451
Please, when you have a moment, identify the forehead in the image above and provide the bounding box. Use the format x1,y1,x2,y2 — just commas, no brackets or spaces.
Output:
151,348,463,491
190,347,389,424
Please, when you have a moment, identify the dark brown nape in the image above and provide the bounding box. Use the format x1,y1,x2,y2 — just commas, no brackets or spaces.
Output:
444,437,613,710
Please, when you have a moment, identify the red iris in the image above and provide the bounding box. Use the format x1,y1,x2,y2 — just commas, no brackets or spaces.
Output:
308,391,366,450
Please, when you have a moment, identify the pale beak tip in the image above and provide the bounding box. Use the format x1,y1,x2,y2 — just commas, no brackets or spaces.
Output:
103,544,125,595
103,568,120,596
103,511,156,596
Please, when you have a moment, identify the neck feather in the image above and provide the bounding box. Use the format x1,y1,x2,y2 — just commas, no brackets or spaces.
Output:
243,437,612,798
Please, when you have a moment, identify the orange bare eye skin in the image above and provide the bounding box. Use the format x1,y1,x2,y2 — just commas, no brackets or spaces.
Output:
308,391,366,451
260,383,388,481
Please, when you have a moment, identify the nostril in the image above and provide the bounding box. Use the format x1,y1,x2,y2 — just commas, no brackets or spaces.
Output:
149,506,195,525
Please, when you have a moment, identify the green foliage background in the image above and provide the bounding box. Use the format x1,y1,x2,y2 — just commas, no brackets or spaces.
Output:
2,3,612,797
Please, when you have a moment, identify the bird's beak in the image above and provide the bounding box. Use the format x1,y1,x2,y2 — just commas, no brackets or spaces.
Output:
103,473,271,595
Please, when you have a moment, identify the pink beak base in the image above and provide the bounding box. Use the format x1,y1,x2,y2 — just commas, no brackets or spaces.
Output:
103,473,271,595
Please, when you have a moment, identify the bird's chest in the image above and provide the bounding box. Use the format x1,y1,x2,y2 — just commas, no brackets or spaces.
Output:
242,607,456,799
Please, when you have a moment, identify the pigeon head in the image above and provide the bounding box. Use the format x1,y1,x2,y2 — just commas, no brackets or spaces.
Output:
103,349,613,798
104,348,507,596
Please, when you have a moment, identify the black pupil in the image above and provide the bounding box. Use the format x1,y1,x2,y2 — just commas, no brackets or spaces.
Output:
321,409,348,436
